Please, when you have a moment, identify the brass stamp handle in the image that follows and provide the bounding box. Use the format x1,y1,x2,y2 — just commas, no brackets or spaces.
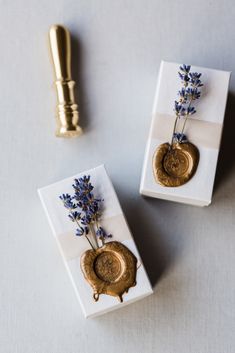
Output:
49,25,82,137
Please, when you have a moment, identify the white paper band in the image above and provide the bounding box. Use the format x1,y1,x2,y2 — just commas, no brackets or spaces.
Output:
57,214,132,261
151,113,222,149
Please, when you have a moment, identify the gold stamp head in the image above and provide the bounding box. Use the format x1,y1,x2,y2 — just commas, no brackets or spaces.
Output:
153,142,199,187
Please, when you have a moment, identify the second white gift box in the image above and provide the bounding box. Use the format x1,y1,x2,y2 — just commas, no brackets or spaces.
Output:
38,165,153,318
140,61,231,206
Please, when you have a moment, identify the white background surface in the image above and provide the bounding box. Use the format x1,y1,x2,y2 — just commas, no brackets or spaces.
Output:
1,1,235,352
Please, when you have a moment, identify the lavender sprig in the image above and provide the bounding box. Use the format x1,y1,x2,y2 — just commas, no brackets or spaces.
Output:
59,175,112,250
171,65,203,144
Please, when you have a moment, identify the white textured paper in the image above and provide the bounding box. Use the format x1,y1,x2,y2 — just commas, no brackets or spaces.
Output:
38,165,152,318
140,61,231,206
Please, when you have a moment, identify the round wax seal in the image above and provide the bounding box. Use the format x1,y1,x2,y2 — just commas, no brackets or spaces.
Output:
152,142,199,187
80,241,137,302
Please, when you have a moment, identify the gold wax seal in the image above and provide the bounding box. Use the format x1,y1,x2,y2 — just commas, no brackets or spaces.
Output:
153,142,199,187
81,241,137,302
49,25,82,137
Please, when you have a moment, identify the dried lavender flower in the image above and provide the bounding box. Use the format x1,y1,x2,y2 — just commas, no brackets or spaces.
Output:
59,175,112,250
171,64,203,144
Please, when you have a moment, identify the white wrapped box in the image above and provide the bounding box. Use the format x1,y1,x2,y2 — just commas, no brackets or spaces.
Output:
140,61,231,206
38,165,152,318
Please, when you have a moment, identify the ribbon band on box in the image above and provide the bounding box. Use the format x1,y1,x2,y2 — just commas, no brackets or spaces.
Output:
57,214,131,261
151,113,222,150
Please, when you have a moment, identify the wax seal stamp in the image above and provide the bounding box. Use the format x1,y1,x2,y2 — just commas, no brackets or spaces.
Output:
153,64,203,187
49,25,82,137
59,176,137,302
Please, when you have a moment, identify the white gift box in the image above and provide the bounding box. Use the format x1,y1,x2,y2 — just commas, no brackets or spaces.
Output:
140,61,231,206
38,165,153,318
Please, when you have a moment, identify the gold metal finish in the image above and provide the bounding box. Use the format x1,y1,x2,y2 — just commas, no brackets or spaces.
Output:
49,25,82,137
153,142,199,187
81,241,137,302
